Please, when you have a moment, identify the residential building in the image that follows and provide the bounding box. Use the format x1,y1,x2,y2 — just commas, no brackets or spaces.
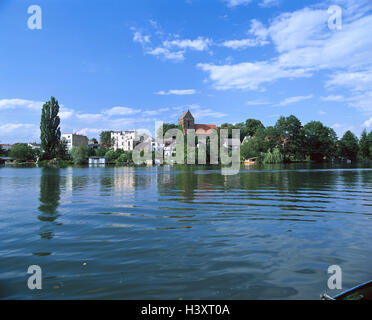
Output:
89,157,108,165
0,144,12,151
62,133,89,151
111,131,137,152
27,143,42,150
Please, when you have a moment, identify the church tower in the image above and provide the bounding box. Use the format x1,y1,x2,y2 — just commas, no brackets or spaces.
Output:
178,110,195,132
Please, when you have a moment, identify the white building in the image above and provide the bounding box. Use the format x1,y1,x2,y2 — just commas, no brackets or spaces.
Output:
111,131,137,152
62,133,89,151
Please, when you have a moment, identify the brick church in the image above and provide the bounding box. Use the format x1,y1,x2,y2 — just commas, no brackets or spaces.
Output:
178,110,217,135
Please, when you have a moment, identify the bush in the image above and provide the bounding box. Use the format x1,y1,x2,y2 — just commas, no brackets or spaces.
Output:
9,144,36,161
262,148,284,164
70,145,89,164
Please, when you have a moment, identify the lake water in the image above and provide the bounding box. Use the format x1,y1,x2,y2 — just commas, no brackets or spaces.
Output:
0,164,371,300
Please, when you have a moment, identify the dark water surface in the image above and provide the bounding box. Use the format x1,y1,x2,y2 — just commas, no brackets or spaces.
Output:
0,164,371,299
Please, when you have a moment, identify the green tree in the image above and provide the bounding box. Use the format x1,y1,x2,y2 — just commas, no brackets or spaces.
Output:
265,126,280,151
117,153,129,164
0,144,4,156
100,131,113,147
245,119,265,137
240,128,268,160
359,129,370,160
275,115,305,161
56,140,70,160
40,97,61,160
91,138,98,144
70,145,89,164
9,144,35,161
303,121,338,162
95,146,109,157
104,150,116,162
157,123,178,138
338,131,359,161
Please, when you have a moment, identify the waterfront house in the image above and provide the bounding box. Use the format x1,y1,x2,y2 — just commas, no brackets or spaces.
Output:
0,144,12,151
89,157,108,165
111,131,136,152
62,133,89,151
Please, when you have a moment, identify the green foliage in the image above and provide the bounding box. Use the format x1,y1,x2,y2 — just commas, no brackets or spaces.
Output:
275,115,306,161
245,119,265,137
104,150,116,162
95,146,109,157
70,145,89,165
303,121,338,162
56,140,70,161
100,131,113,147
116,152,133,164
9,144,35,161
240,128,268,160
40,97,61,160
157,123,178,138
338,131,359,161
359,129,370,160
262,148,284,164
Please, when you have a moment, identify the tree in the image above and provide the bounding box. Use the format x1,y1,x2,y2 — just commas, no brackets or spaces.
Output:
245,119,265,137
104,150,116,162
0,144,4,156
275,115,305,160
91,138,98,144
9,144,35,161
359,129,370,160
100,131,113,148
56,140,70,160
117,153,129,164
95,146,109,157
303,121,338,162
240,127,268,160
338,131,359,161
40,97,61,160
265,126,280,151
70,145,89,164
157,123,178,138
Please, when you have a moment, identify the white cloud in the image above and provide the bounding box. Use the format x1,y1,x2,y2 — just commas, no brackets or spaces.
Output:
198,61,311,90
222,19,269,49
363,117,372,128
259,0,279,8
278,94,313,106
104,106,141,116
225,0,252,7
0,98,43,111
200,3,372,95
163,37,211,51
155,89,196,95
147,47,185,61
320,95,345,102
76,113,103,120
246,100,271,105
133,31,151,45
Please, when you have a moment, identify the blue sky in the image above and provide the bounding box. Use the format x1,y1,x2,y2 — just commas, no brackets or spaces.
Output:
1,0,372,143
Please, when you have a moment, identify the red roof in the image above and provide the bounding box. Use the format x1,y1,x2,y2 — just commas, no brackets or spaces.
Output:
193,124,217,135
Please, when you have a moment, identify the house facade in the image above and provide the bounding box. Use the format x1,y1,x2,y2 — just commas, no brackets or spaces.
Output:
111,131,137,152
62,133,89,151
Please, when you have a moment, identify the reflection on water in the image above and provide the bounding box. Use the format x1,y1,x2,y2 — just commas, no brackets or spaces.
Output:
0,164,371,299
38,169,61,240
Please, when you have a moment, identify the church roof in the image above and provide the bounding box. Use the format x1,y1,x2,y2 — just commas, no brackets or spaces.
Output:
179,110,194,120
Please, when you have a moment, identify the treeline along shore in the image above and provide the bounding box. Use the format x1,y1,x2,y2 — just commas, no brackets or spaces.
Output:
1,97,372,166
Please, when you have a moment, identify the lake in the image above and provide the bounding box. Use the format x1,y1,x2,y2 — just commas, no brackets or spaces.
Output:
0,164,371,299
